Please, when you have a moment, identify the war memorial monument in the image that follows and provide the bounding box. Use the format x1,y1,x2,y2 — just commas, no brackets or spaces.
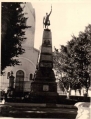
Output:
31,6,58,103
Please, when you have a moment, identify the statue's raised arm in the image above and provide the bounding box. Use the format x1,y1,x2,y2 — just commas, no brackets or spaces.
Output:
43,5,52,29
49,5,52,16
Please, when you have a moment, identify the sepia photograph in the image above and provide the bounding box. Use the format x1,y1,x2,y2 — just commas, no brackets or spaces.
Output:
0,0,91,118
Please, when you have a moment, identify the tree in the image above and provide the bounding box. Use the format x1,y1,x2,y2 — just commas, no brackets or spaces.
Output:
53,24,91,95
53,47,73,98
1,2,30,72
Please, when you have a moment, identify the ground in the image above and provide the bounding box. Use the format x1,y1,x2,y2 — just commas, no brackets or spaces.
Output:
0,102,77,118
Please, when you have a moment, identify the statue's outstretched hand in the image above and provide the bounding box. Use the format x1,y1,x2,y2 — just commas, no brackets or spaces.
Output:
51,5,52,10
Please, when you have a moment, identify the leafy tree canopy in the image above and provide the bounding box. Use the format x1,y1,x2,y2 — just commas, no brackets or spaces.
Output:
53,24,91,89
1,2,30,73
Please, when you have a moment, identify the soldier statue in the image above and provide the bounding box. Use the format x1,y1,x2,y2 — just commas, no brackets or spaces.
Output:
43,5,52,29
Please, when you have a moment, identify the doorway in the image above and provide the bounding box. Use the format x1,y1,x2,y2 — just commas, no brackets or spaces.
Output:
15,70,24,92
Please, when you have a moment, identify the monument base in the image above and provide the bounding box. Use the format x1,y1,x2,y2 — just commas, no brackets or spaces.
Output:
31,81,58,103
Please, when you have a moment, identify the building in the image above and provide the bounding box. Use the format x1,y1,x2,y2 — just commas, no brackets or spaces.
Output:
0,2,39,93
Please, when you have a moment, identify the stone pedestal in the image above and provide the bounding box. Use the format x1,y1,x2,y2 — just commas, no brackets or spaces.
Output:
31,29,58,102
31,81,57,103
31,81,57,95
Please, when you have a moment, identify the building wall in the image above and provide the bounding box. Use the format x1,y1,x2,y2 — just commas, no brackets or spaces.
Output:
22,2,35,48
0,2,39,91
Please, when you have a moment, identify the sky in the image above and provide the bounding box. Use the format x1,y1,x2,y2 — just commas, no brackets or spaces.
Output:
1,0,91,50
30,0,91,50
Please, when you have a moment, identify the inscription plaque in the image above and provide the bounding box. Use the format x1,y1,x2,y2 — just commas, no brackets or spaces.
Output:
43,85,49,91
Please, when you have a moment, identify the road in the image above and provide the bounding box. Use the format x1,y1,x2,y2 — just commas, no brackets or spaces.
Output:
0,103,77,118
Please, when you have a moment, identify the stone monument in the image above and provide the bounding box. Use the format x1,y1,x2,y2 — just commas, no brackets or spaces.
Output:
31,6,58,103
